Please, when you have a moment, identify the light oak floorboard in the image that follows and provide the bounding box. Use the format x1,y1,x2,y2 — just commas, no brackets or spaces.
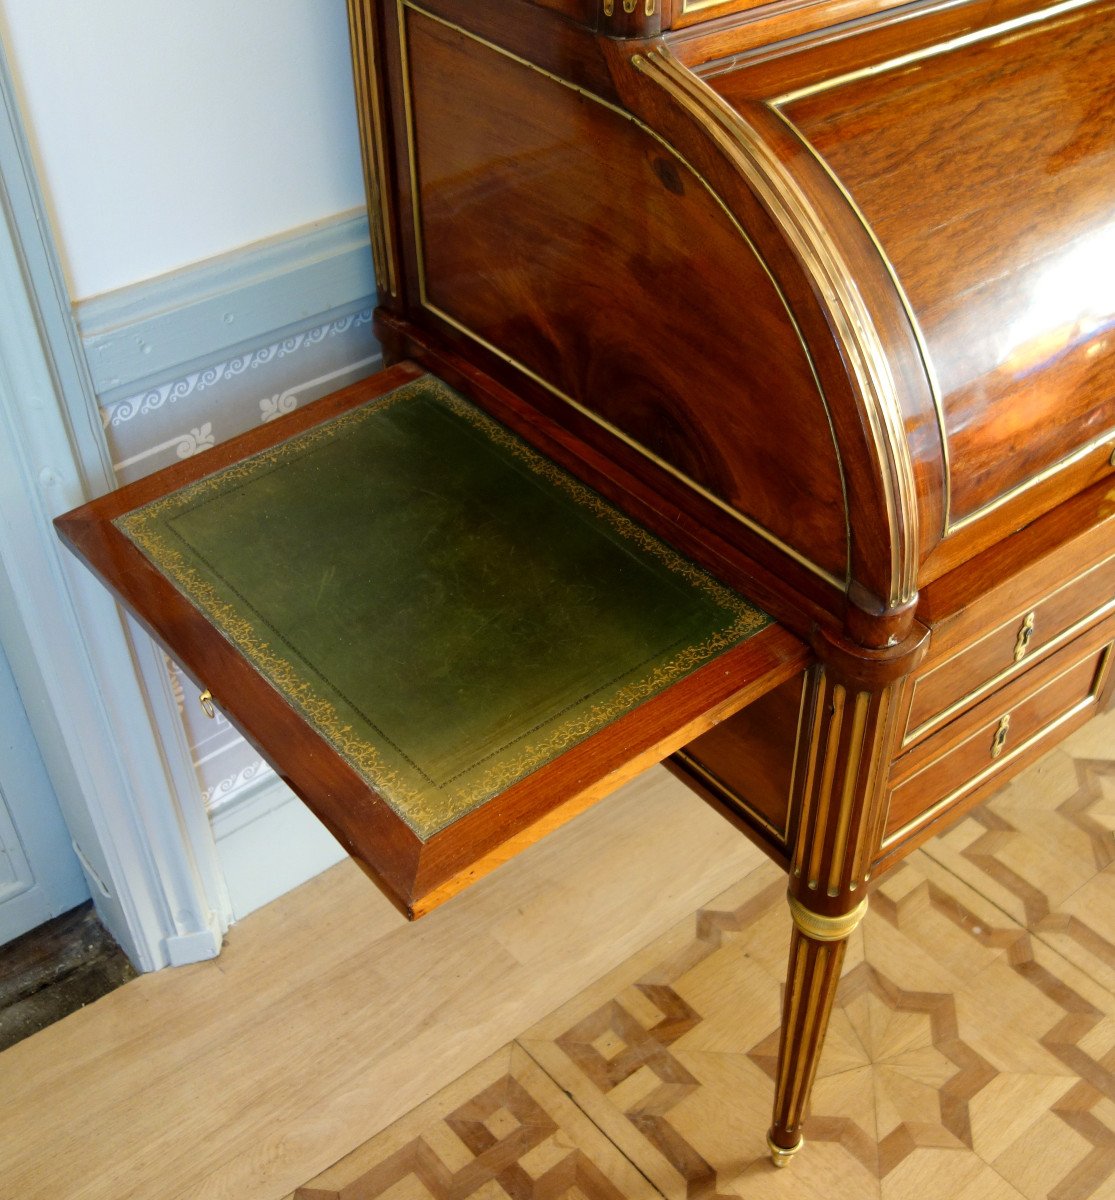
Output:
0,767,762,1200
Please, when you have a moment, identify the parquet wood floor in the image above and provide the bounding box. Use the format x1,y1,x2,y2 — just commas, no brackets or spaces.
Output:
3,708,1113,1199
293,708,1115,1200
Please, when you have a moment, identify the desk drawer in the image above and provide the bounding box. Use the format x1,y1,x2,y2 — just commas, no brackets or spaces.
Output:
906,552,1115,746
885,619,1115,849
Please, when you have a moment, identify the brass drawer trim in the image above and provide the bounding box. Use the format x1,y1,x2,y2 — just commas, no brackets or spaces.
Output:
885,644,1112,849
905,595,1115,747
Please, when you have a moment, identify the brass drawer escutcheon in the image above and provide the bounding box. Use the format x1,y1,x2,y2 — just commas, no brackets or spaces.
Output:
990,713,1011,759
198,689,216,720
1013,611,1037,662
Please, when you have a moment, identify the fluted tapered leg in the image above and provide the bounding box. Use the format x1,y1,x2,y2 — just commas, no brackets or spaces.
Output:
767,898,868,1164
767,652,906,1165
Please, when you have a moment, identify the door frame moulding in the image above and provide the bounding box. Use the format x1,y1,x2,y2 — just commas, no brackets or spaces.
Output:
0,42,231,970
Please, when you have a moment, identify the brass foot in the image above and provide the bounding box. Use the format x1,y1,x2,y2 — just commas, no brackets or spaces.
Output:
766,1131,804,1168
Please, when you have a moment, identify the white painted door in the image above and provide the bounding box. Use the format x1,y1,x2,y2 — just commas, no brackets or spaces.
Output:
0,634,89,945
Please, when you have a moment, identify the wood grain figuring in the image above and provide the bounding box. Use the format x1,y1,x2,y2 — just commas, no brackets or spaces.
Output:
771,1,1115,529
404,5,850,584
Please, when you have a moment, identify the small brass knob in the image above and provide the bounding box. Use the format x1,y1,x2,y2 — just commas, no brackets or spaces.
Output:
198,689,216,720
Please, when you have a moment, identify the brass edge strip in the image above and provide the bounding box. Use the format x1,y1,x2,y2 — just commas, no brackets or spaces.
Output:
883,696,1096,848
773,936,809,1111
785,669,809,837
672,749,789,841
791,666,828,877
789,892,870,941
854,687,892,884
904,596,1115,746
827,689,868,897
398,0,850,593
772,0,1097,107
423,300,844,590
636,46,918,606
767,105,951,536
1093,643,1114,700
682,0,730,11
397,0,428,301
806,682,845,889
349,0,399,297
949,429,1115,534
785,945,827,1117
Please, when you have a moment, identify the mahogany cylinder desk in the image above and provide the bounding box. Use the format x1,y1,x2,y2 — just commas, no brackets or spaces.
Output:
57,0,1115,1168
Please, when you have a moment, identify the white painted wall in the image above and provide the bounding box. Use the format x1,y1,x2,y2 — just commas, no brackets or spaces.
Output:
0,0,366,301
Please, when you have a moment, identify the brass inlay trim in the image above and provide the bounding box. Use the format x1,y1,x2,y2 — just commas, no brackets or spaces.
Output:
773,0,1095,108
1093,643,1114,701
884,658,1105,849
348,0,398,297
949,430,1115,533
791,666,827,878
635,46,918,606
397,1,850,594
774,935,809,1112
828,689,868,896
789,893,870,941
671,750,788,842
767,1132,804,1168
771,0,1104,538
904,596,1115,746
807,682,845,889
683,0,731,11
119,376,767,841
785,942,828,1118
851,686,890,886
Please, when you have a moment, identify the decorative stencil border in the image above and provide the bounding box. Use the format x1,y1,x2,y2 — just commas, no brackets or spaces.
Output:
101,308,374,431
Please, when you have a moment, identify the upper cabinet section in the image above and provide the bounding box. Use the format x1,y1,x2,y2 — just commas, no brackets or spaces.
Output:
354,0,1115,641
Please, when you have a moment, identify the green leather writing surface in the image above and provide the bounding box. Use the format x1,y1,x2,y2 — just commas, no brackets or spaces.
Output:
118,376,768,839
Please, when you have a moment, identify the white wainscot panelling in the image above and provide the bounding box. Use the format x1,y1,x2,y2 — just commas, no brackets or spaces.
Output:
74,210,381,926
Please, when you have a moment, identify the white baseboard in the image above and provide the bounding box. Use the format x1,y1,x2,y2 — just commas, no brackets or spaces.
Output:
76,209,378,405
209,771,347,921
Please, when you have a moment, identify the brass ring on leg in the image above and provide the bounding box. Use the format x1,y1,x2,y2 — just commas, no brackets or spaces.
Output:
767,1131,804,1168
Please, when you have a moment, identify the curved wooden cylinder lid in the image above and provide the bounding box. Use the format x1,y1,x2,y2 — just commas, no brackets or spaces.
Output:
703,0,1115,586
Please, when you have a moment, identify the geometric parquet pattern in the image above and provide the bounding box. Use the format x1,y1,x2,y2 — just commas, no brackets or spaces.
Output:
293,706,1115,1200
